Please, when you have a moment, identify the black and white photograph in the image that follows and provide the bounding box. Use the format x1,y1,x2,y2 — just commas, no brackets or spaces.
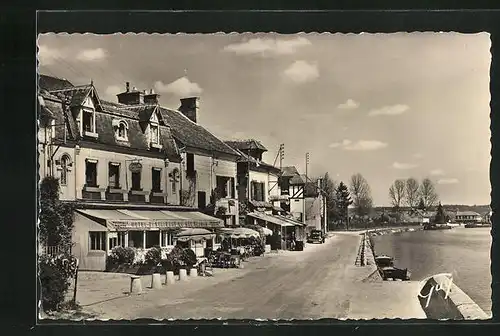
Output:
37,31,492,321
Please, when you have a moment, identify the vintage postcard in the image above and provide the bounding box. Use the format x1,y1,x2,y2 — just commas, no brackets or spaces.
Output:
37,31,492,321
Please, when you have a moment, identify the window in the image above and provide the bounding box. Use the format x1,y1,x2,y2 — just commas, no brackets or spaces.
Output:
145,231,160,248
131,171,141,191
82,109,95,133
109,237,118,250
89,232,106,251
216,176,229,198
161,231,175,247
251,181,265,201
116,121,128,141
117,232,126,247
108,163,120,188
128,231,144,248
152,168,162,192
150,124,159,144
186,153,194,172
198,191,207,209
60,154,70,186
85,160,98,187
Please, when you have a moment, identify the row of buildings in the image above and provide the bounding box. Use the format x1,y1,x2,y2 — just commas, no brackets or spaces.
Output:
38,74,327,270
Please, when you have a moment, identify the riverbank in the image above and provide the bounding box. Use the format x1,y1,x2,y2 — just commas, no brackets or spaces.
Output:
370,227,492,319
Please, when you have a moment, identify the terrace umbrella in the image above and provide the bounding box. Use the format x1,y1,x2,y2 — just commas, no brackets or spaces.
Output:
175,228,215,256
218,228,261,248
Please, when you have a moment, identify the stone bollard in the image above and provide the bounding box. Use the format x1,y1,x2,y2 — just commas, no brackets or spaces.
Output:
179,268,188,281
165,271,176,285
190,268,198,277
151,273,162,289
130,275,142,294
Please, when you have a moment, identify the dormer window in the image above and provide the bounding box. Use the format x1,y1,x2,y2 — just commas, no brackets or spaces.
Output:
113,119,129,141
151,123,159,144
80,106,98,138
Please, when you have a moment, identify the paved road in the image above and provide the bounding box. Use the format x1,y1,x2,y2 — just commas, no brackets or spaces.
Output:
138,233,363,319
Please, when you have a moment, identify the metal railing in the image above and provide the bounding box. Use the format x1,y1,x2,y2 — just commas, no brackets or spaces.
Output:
39,244,72,256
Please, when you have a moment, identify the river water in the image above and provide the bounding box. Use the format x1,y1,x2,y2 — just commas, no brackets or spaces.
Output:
371,227,492,315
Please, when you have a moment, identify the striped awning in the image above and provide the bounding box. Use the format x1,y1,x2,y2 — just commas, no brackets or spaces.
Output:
247,212,294,227
76,209,223,231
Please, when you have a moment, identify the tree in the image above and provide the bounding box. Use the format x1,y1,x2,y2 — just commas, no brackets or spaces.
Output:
420,178,439,209
39,176,75,248
389,179,406,210
434,202,446,224
349,173,373,217
418,198,425,211
404,178,420,210
321,172,340,229
335,182,353,229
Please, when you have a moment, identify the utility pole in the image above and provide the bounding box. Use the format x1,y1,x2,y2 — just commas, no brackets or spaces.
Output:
279,144,285,169
305,152,309,183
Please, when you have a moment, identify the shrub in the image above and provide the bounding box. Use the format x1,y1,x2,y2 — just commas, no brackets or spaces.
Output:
39,253,78,311
182,248,197,268
145,246,162,267
108,246,135,266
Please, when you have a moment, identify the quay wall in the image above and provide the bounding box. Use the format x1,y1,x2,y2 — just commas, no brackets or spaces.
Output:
418,274,490,320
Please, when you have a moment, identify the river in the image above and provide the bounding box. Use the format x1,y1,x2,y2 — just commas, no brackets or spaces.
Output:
371,226,492,315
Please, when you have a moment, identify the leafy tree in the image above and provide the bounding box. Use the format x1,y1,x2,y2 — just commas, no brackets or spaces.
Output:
420,178,439,209
434,202,446,224
389,179,406,211
350,173,373,217
39,176,75,248
404,178,420,210
335,182,353,229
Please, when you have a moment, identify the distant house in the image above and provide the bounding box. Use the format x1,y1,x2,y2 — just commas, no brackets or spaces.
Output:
455,211,482,223
304,178,326,233
280,166,306,223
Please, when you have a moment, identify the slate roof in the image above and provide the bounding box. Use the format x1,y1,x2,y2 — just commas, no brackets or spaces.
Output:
224,139,267,152
38,74,181,161
281,166,300,177
290,174,306,185
225,143,280,174
38,74,75,91
158,106,240,158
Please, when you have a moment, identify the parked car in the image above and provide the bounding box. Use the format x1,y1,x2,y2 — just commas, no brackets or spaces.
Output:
307,230,325,244
375,255,411,281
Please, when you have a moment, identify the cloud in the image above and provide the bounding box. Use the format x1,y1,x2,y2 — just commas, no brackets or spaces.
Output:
283,60,319,84
76,48,107,62
438,178,459,185
328,139,352,148
344,140,388,151
337,99,360,110
392,162,418,170
104,85,122,99
413,153,424,159
154,77,203,96
368,104,410,117
223,36,311,56
38,44,64,66
430,169,445,176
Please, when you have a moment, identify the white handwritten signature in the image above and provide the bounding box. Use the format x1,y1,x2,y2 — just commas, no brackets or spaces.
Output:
418,273,454,308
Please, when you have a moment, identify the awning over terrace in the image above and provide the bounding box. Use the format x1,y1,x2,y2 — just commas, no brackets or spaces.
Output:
247,212,295,227
76,209,224,231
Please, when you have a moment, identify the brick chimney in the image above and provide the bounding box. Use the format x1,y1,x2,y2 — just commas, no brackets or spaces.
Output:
178,97,200,123
144,89,160,105
117,82,144,105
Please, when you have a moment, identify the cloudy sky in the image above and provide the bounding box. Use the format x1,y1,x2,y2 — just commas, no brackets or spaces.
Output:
38,33,491,206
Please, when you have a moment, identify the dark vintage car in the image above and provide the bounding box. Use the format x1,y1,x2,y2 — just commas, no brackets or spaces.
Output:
307,230,325,244
375,255,411,281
